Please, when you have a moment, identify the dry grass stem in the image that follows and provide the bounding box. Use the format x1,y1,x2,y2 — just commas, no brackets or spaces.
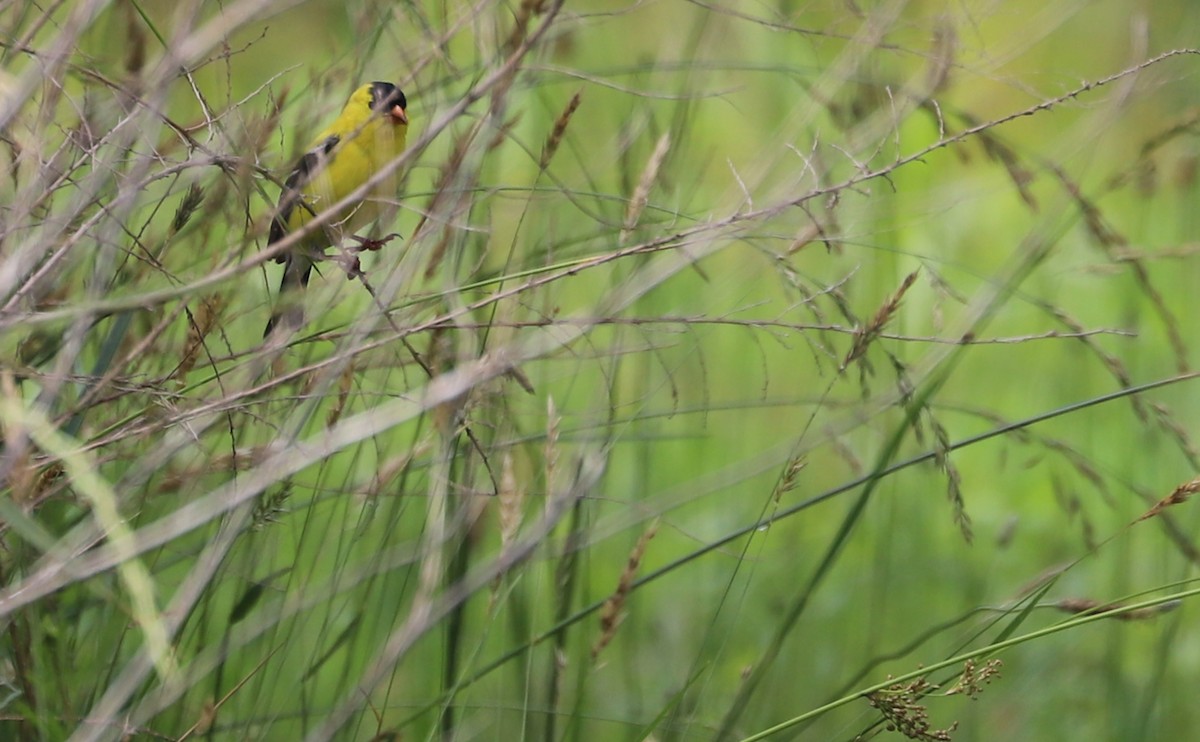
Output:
0,3,1196,739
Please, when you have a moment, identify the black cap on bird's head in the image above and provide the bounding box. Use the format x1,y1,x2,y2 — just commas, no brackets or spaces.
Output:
369,81,408,125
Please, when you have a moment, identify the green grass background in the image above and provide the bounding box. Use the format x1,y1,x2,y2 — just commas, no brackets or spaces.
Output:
1,0,1199,740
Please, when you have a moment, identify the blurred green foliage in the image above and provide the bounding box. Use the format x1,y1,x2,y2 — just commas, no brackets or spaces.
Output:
1,1,1199,740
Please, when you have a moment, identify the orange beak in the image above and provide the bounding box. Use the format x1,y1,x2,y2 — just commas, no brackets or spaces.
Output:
391,105,408,125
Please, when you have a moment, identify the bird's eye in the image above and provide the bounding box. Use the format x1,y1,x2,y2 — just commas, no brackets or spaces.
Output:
368,81,405,113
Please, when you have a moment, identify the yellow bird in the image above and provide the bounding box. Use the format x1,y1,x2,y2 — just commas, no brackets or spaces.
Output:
264,81,409,336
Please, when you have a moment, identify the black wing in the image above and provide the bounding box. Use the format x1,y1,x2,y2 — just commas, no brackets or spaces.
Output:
268,134,340,254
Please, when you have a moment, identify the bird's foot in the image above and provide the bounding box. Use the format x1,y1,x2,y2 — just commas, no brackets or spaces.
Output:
349,232,401,253
335,234,401,281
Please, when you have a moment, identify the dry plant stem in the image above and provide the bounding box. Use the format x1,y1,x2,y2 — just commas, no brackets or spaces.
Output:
1,2,1196,738
114,457,592,740
0,0,568,558
1,2,576,736
68,504,257,742
124,485,436,727
0,0,292,307
6,48,1198,333
0,197,737,619
0,211,732,742
714,190,1074,738
259,0,573,478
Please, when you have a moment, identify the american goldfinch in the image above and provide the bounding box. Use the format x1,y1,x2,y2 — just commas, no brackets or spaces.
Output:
264,81,409,336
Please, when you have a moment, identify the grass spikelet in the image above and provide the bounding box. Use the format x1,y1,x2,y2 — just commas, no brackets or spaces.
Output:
1137,475,1200,522
498,452,524,549
866,673,957,742
829,432,864,476
1042,304,1146,420
972,126,1038,211
931,415,971,543
1151,403,1199,462
488,453,525,609
1054,597,1182,621
539,91,581,170
177,293,224,379
842,270,919,370
773,453,807,503
591,519,659,661
1053,165,1188,372
171,183,205,234
487,112,521,152
252,486,292,530
945,659,1002,698
368,444,431,499
502,0,548,54
620,132,670,243
785,221,823,256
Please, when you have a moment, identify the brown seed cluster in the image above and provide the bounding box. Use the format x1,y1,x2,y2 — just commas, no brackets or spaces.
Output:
867,675,957,742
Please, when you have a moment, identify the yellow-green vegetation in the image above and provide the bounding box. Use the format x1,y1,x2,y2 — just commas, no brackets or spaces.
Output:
2,1,1199,740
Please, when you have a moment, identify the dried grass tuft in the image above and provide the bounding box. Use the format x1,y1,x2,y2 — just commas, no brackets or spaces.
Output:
177,294,225,379
498,452,524,549
866,673,957,742
620,133,670,244
1137,475,1200,522
591,519,659,660
539,91,581,170
842,270,919,370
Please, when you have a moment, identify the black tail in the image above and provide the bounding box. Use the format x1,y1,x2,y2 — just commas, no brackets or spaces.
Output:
263,256,313,338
